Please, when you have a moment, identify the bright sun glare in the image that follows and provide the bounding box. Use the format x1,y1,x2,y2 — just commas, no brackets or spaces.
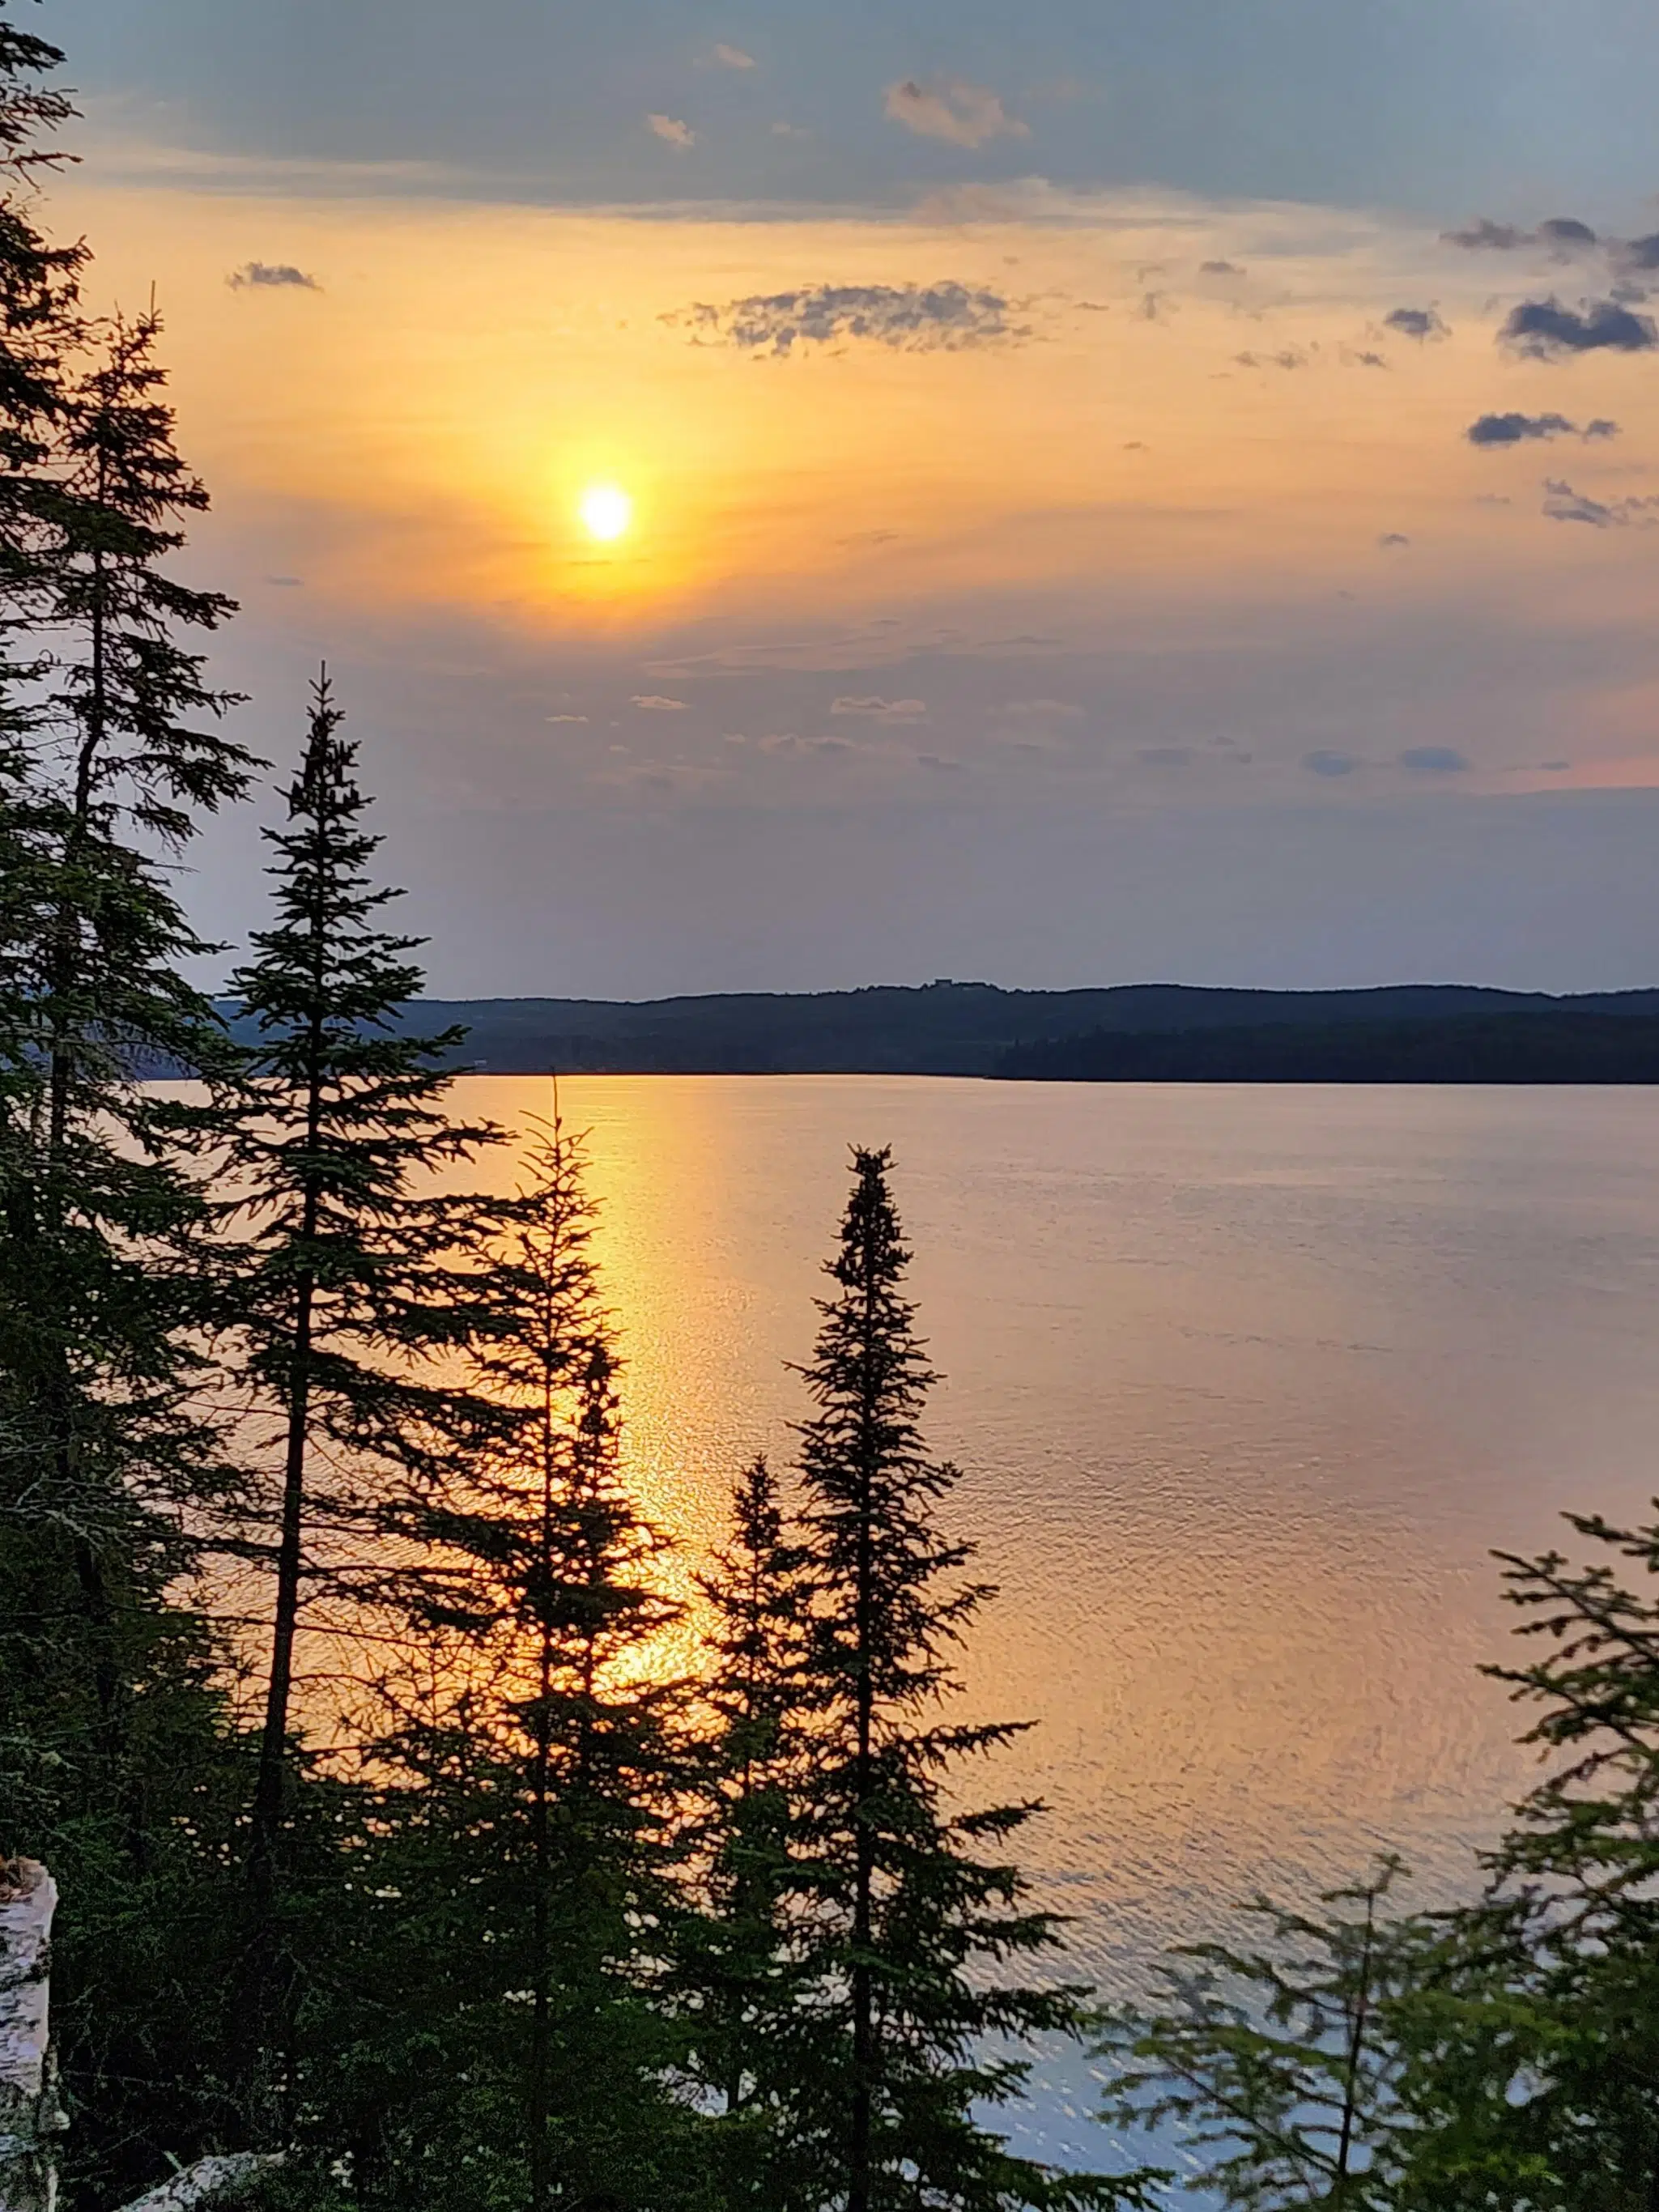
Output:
578,482,633,542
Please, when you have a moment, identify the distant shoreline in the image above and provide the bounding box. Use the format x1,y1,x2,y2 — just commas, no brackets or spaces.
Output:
233,980,1659,1083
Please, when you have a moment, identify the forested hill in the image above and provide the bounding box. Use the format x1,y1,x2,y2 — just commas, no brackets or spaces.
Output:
319,981,1659,1076
997,1010,1659,1083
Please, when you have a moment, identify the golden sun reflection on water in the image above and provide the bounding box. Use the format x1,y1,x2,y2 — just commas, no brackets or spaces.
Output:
460,1074,1659,1993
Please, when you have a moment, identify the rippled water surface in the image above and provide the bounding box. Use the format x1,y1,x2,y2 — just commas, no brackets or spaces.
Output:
462,1077,1659,2173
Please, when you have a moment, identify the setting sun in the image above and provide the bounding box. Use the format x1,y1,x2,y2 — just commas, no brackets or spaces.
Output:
578,481,633,542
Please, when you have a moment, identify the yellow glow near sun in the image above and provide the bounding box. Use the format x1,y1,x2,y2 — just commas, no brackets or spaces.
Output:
578,481,633,542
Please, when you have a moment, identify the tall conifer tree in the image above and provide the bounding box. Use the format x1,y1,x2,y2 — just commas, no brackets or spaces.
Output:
678,1453,820,2204
789,1146,1146,2210
219,673,500,2097
351,1114,706,2209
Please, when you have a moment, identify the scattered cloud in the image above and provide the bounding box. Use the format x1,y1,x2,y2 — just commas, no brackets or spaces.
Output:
1538,217,1601,254
1377,532,1411,548
1443,218,1528,252
264,574,304,587
1304,749,1359,776
671,280,1023,355
228,262,319,291
1002,698,1083,718
1442,215,1599,256
1199,259,1245,277
1343,347,1389,369
631,694,691,711
770,120,809,138
883,76,1027,149
547,713,589,723
1384,306,1448,341
1400,746,1470,774
832,694,926,721
1542,477,1659,528
712,43,755,69
1465,410,1619,445
1136,744,1197,768
646,113,696,150
1615,232,1659,274
1235,347,1309,370
915,751,963,772
1500,296,1658,358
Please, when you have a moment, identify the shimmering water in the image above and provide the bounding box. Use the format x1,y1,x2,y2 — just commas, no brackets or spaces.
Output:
462,1076,1659,2176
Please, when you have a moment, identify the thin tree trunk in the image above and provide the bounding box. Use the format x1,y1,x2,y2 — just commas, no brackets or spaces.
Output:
849,1255,878,2212
530,1372,555,2212
1334,1889,1377,2200
241,965,325,2100
247,1266,314,1895
43,537,123,1770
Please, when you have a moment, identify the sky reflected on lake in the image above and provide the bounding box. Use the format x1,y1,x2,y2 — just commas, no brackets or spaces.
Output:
453,1074,1659,2168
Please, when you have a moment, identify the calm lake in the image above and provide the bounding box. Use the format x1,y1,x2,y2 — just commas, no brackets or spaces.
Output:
462,1075,1659,2179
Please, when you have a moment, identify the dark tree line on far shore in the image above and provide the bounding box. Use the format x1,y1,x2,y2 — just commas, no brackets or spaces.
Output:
8,11,1659,2210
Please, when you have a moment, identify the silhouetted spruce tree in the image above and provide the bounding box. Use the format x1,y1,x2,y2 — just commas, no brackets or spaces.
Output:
676,1453,821,2204
789,1146,1151,2210
3,291,252,1896
348,1114,708,2209
218,673,500,2107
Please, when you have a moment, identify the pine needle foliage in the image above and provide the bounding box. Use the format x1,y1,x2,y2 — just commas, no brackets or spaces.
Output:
1378,1510,1659,2209
789,1145,1153,2211
1095,1861,1413,2210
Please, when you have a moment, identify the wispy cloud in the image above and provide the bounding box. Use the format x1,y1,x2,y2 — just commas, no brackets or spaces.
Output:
712,43,756,69
832,695,926,722
645,113,696,150
1443,215,1599,257
631,693,691,710
228,261,319,291
1542,478,1659,528
883,77,1027,149
1500,297,1657,357
1465,411,1619,445
670,280,1024,356
1399,746,1469,774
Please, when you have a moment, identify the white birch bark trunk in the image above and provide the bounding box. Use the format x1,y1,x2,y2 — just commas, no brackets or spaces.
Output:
117,2155,283,2211
2,1861,279,2212
0,1859,62,2212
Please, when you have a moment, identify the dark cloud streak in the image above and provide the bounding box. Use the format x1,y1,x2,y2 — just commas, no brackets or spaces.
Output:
670,280,1024,355
1500,296,1657,357
1465,410,1619,445
228,261,319,290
